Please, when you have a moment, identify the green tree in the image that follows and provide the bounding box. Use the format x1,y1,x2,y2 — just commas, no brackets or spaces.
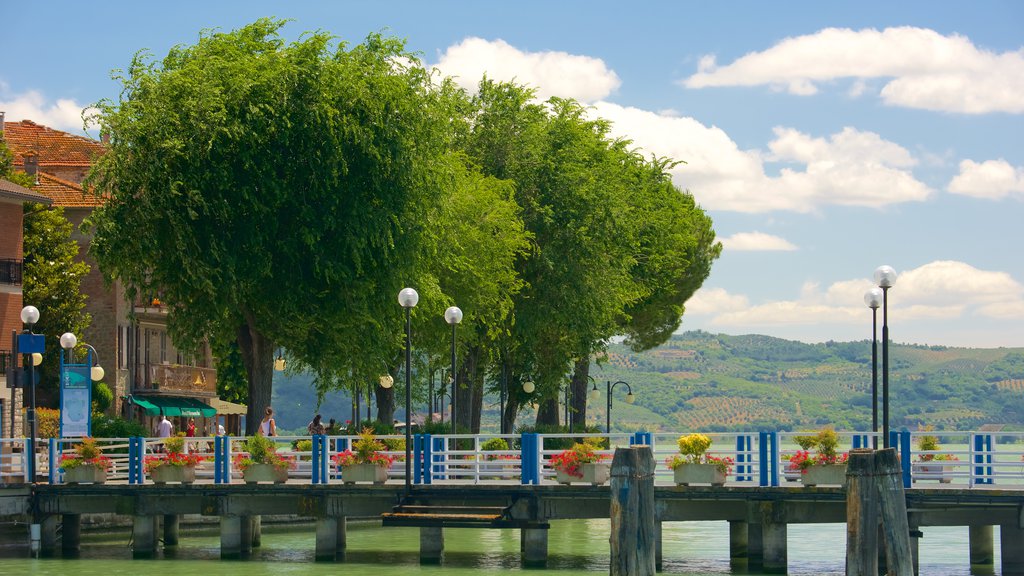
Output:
85,20,457,433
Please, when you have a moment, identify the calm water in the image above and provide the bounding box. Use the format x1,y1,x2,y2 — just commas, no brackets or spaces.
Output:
0,519,1002,575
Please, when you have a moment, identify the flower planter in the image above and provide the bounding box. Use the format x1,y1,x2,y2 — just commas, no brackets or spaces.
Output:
242,463,289,484
801,464,847,487
150,465,197,485
555,462,610,486
63,465,107,485
673,463,727,486
340,463,388,484
912,462,954,484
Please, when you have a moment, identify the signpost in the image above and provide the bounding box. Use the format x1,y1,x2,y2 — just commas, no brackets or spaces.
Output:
59,351,93,438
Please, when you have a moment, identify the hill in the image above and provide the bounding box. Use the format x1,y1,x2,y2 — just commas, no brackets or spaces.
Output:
270,331,1024,433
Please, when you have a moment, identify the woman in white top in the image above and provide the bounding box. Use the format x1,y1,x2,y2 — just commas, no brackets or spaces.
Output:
260,406,277,436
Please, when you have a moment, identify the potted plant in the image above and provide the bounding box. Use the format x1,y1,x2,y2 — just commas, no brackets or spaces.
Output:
145,435,205,484
666,433,733,486
480,437,518,478
549,440,610,485
233,434,296,484
788,428,849,487
332,428,395,484
912,427,957,483
60,437,113,484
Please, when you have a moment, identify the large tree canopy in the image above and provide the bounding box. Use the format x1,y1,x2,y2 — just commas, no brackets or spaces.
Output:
85,19,460,432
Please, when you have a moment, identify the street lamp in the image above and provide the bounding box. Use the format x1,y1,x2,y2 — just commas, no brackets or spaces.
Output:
20,305,40,482
864,288,882,449
398,287,418,495
444,306,463,435
874,265,897,448
604,380,634,435
59,334,105,382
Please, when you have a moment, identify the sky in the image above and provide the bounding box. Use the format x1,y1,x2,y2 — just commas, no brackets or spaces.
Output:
3,1,1022,348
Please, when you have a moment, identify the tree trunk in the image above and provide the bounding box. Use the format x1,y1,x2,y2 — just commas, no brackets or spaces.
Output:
459,345,484,434
502,393,520,434
375,366,397,426
570,358,590,431
535,396,560,427
237,313,274,436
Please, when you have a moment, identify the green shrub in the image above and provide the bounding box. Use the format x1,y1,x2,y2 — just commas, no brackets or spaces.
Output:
91,414,148,438
514,424,608,450
92,382,113,413
481,438,509,452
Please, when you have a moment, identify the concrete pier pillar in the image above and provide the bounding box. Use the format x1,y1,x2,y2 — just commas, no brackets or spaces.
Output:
239,515,253,555
522,528,548,567
1001,524,1024,576
221,516,242,559
970,525,994,565
315,518,341,561
729,520,748,559
419,526,444,564
338,517,347,552
132,515,158,558
747,521,764,567
760,502,787,574
61,514,81,555
251,515,262,548
39,515,58,557
163,514,180,547
654,521,662,571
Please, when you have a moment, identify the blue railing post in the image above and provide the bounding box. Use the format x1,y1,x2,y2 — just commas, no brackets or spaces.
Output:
413,434,423,485
521,433,540,485
320,434,329,484
127,437,141,484
311,434,326,485
899,430,912,488
48,438,59,484
768,431,779,487
973,433,994,485
758,431,769,487
422,434,433,485
432,436,445,480
23,437,33,483
214,435,230,484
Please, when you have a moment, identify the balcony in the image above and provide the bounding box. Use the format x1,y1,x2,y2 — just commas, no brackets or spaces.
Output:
0,259,22,285
137,364,217,398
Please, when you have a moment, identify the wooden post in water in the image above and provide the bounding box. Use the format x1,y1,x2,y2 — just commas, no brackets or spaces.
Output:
875,448,913,576
610,445,655,576
846,449,878,576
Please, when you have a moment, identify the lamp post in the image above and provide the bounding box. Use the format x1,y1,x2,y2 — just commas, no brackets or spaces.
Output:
444,306,463,435
379,374,393,424
593,380,634,434
398,287,418,496
499,361,507,434
874,266,897,448
864,288,882,449
20,305,40,482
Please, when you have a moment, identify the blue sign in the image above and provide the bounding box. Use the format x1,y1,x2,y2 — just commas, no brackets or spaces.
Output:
60,364,92,437
17,333,45,354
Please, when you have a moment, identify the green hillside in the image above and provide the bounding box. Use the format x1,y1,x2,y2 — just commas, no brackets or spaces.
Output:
270,331,1024,433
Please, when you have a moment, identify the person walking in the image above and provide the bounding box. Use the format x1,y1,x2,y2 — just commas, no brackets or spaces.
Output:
307,414,325,436
259,406,277,436
156,411,173,453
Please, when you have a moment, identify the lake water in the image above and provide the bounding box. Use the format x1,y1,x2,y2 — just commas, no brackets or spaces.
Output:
0,518,1002,575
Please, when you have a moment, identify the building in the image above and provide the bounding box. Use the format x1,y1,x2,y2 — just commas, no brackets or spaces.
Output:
2,116,237,436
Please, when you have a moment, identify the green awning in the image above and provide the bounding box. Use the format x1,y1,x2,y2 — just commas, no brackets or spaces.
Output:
131,395,217,418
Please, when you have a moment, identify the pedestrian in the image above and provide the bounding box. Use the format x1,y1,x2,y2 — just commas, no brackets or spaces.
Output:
259,406,277,436
307,414,325,436
156,411,173,453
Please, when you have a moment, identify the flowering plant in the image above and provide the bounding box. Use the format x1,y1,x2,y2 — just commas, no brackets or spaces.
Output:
233,434,297,472
665,433,734,473
787,428,848,473
144,435,206,474
332,428,397,468
60,437,113,471
548,441,608,479
915,426,959,462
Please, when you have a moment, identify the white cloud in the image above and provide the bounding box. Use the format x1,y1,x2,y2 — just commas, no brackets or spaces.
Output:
947,159,1024,200
434,37,620,103
721,232,797,252
589,102,932,213
687,261,1024,335
0,89,94,133
683,27,1024,114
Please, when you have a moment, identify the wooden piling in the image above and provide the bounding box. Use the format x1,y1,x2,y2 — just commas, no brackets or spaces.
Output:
845,449,879,576
163,514,179,546
61,514,81,555
876,448,913,576
609,445,655,576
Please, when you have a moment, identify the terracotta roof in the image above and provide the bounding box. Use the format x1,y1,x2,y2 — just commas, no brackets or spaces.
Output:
0,178,52,205
34,172,105,208
3,119,106,167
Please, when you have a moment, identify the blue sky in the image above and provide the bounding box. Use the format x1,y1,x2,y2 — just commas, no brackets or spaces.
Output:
3,1,1022,347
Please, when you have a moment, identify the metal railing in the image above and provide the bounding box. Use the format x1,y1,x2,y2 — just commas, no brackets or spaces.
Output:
3,430,1023,489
